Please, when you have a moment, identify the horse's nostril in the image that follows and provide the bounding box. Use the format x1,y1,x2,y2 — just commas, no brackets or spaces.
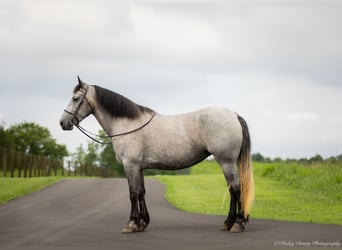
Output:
60,120,64,127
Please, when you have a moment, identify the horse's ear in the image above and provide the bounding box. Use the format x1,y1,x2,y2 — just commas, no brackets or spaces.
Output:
77,76,86,88
77,75,82,85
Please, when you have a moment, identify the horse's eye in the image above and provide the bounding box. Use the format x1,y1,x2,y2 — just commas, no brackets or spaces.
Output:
73,95,79,101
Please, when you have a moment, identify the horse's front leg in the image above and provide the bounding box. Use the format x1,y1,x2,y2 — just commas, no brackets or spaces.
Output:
121,166,141,234
137,171,150,232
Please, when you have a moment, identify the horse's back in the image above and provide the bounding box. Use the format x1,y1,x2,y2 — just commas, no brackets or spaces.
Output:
154,107,242,153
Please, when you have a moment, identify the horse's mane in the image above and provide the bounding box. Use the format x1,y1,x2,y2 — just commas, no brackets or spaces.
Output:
93,85,153,119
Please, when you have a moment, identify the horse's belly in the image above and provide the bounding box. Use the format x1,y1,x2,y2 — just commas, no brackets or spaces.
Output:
142,143,210,170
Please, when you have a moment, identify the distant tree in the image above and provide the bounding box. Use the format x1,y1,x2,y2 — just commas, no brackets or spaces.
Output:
299,158,310,164
336,154,342,161
100,142,124,177
252,152,265,162
0,123,14,148
264,157,272,162
97,131,124,176
72,144,86,166
74,131,124,177
326,156,337,163
84,141,99,167
6,122,67,159
273,157,283,162
309,154,323,162
285,158,297,163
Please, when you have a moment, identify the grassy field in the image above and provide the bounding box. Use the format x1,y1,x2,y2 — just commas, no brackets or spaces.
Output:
0,177,63,204
155,161,342,225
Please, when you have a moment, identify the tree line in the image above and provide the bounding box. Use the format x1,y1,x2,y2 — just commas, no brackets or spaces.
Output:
0,121,123,177
2,121,341,178
71,134,125,177
252,152,342,164
1,122,68,160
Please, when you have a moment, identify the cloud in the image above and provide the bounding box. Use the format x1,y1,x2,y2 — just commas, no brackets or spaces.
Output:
287,112,319,122
0,1,341,158
128,5,223,60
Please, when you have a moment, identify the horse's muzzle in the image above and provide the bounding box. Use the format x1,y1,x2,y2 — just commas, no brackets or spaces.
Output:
59,117,75,131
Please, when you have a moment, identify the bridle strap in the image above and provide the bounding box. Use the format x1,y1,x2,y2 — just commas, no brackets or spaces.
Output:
63,85,90,125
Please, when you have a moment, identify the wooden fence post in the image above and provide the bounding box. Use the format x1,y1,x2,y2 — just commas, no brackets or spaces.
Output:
74,161,77,177
29,155,33,178
46,157,50,177
10,149,15,178
2,148,6,178
23,153,28,178
33,156,37,177
54,160,58,176
61,161,64,176
38,156,42,177
18,152,22,178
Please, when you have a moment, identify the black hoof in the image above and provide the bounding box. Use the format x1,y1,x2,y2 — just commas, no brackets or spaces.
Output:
137,219,148,232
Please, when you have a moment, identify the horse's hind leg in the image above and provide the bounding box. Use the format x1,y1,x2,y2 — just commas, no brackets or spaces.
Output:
218,160,245,233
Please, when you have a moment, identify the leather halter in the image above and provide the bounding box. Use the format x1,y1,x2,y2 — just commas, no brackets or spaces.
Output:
63,85,91,125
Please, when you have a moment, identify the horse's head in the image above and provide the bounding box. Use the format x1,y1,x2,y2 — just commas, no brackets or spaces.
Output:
60,77,93,130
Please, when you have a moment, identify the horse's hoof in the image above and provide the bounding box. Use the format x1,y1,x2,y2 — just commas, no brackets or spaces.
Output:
229,222,245,233
221,221,234,231
220,223,229,231
121,221,138,234
137,226,146,232
137,220,147,232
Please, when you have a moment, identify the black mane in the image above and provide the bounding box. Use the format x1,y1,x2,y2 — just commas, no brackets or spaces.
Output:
93,85,153,119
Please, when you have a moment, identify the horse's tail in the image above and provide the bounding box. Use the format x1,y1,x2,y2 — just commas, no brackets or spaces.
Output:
237,115,254,220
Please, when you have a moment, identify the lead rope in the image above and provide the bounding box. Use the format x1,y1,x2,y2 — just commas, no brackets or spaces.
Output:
75,112,156,145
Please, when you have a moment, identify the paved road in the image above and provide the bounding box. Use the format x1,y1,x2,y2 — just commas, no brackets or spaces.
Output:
0,179,341,249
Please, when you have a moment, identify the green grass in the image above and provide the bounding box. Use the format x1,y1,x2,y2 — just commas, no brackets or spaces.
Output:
154,161,342,225
0,177,63,204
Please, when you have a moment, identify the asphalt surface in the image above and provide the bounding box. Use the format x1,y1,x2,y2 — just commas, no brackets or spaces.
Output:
0,179,341,249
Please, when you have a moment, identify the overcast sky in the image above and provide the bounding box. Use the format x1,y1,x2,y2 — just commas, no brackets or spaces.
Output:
1,0,341,159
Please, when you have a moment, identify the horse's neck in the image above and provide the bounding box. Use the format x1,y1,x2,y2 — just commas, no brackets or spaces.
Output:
92,105,147,136
92,106,116,136
88,87,148,136
86,88,115,135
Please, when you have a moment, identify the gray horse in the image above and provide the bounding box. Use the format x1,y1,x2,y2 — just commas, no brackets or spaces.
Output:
60,77,254,233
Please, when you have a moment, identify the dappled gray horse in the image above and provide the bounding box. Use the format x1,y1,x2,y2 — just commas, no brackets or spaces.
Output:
60,77,254,233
